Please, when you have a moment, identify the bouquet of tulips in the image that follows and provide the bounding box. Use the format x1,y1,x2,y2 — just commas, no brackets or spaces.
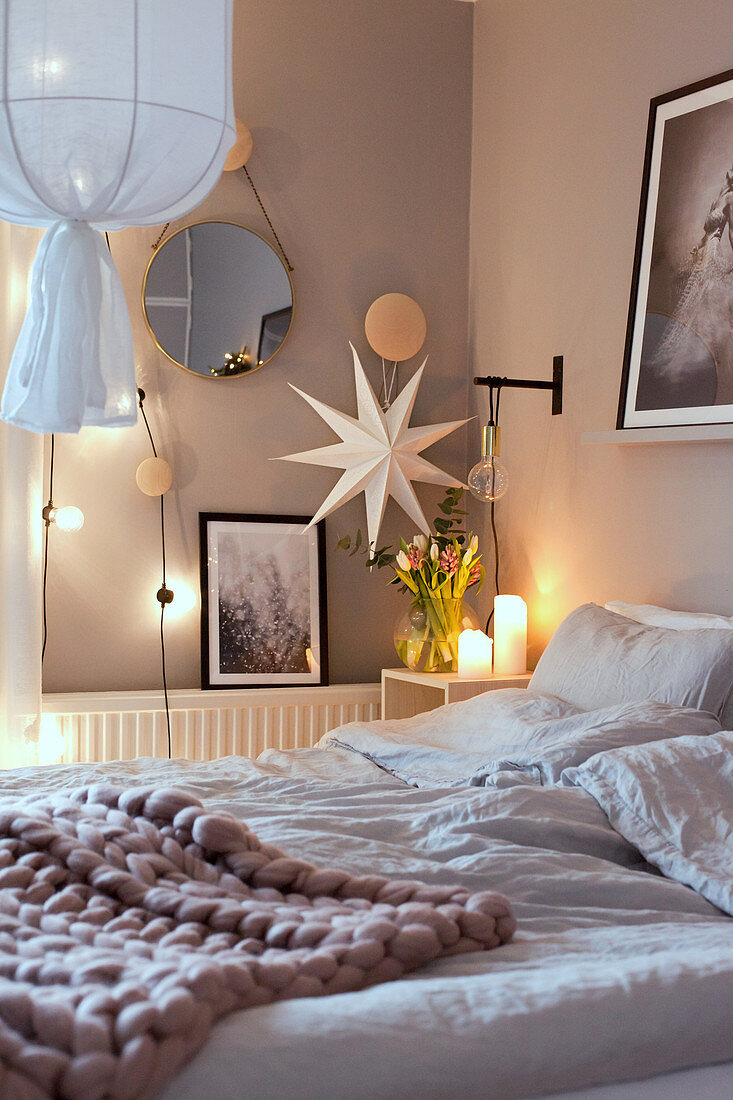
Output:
393,531,483,600
336,488,485,672
391,531,484,670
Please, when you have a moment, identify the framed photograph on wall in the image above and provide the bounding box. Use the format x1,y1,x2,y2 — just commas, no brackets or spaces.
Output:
257,306,293,366
199,513,328,689
617,68,733,429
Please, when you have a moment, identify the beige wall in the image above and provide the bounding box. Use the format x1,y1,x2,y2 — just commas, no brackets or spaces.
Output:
44,0,732,693
42,0,474,692
469,0,733,668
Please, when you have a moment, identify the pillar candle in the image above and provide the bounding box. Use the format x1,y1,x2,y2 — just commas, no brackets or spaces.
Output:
493,595,527,675
457,629,493,679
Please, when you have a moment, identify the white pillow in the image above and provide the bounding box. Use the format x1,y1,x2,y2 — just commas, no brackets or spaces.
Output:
605,600,733,631
529,603,733,720
563,731,733,915
606,600,733,728
470,699,720,788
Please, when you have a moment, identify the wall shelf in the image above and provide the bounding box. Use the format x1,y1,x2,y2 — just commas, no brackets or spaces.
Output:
581,425,733,446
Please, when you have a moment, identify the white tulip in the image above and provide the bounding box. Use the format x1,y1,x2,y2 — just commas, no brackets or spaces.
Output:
463,547,473,565
430,543,439,561
396,550,411,570
470,535,479,554
413,534,428,553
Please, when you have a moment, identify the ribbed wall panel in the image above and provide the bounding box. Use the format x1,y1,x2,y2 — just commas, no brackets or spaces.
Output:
41,686,381,765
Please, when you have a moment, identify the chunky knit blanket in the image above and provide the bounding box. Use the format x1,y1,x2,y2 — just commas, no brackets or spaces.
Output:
0,785,515,1100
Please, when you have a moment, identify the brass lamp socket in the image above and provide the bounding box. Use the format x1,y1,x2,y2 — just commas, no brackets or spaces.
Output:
482,424,501,457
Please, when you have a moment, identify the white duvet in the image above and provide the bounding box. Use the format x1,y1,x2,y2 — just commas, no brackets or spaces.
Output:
565,730,733,916
2,748,730,1100
317,688,721,788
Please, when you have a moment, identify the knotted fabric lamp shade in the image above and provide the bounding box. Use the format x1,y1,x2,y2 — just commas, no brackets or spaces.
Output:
0,0,234,434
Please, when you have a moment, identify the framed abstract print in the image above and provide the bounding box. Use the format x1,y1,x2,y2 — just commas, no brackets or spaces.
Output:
617,69,733,429
199,513,328,689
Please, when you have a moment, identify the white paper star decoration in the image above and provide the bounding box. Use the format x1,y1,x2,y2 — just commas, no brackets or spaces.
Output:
276,344,469,546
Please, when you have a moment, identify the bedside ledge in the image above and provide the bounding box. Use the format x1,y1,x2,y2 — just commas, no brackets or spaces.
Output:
381,668,531,720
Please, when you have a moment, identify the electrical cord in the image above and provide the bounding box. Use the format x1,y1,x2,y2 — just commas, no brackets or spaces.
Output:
484,497,501,636
106,232,172,758
484,384,502,635
137,388,172,760
42,232,172,756
41,434,55,664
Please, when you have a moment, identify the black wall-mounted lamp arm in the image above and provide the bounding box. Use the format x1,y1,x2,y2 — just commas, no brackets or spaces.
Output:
473,355,563,415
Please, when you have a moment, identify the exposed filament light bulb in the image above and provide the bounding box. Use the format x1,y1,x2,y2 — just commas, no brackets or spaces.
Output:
468,424,508,502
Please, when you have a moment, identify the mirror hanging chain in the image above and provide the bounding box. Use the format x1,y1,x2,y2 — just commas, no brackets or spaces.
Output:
241,166,294,272
151,224,170,251
149,166,293,273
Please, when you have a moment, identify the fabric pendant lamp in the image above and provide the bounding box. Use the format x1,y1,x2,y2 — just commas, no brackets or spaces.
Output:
0,0,234,434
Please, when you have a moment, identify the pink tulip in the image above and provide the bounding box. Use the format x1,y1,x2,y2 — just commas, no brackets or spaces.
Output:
439,547,459,575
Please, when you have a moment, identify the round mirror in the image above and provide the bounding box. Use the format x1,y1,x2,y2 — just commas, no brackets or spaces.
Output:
142,220,294,378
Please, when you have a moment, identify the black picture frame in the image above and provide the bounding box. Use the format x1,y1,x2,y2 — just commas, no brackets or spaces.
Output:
199,512,329,690
617,69,733,430
257,306,293,366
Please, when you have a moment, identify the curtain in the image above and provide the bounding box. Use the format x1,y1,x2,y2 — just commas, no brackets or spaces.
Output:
0,222,43,768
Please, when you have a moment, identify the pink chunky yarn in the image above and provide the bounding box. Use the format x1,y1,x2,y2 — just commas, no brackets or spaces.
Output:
0,785,515,1099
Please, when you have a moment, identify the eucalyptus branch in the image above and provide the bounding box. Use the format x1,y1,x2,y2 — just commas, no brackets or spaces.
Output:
334,487,468,569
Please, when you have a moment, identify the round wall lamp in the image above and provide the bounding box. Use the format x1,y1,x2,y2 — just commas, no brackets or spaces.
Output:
364,293,427,363
364,293,427,411
223,118,254,172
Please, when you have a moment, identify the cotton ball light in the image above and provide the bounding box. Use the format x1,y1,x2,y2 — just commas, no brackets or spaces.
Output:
223,118,254,171
364,293,427,362
136,456,173,496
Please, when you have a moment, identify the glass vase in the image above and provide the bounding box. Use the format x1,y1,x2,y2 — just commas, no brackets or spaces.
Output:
393,598,480,673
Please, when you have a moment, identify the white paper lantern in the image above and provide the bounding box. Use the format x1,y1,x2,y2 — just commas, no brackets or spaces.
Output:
0,0,234,434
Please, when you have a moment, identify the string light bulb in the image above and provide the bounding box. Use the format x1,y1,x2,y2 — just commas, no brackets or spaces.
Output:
210,347,251,376
468,424,509,502
163,579,197,620
157,584,174,606
53,505,85,532
43,503,84,532
135,456,172,496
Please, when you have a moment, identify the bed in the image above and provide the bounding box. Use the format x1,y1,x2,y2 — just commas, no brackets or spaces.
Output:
1,602,731,1099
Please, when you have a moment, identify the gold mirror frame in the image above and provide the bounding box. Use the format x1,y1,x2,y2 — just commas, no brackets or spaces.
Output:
141,219,295,380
